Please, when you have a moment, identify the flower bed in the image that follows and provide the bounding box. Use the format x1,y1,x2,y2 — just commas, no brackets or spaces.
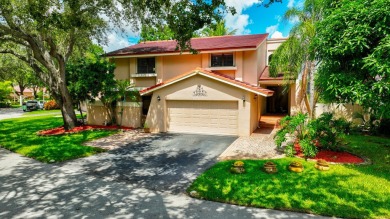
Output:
38,125,133,136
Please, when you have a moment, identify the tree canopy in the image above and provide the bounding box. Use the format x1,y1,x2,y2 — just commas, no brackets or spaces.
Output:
0,0,235,129
314,0,390,118
269,0,325,117
200,20,237,37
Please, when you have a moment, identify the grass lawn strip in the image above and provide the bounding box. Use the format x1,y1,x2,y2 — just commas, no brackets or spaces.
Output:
187,135,390,219
0,115,117,163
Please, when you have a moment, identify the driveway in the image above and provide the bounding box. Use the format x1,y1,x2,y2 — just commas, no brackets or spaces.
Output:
62,133,237,194
0,108,23,120
0,133,331,218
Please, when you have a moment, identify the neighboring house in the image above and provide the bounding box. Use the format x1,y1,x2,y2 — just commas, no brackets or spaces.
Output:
91,34,296,136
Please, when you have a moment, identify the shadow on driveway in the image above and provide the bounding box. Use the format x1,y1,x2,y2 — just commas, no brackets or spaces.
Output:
64,133,237,194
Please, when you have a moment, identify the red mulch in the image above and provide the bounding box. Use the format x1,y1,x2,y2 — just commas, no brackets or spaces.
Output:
314,150,364,164
38,125,133,136
295,143,364,164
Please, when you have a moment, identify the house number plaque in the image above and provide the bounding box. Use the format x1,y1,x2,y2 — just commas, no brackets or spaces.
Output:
193,85,207,96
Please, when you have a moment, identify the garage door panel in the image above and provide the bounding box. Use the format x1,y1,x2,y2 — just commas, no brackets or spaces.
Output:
167,100,238,135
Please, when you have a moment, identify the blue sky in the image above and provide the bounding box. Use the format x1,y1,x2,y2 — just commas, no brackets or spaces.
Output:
103,0,300,52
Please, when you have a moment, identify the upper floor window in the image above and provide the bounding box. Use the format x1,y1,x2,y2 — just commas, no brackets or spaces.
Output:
211,53,234,67
137,57,155,74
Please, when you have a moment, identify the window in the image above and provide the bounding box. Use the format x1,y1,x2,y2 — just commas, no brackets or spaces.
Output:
211,53,234,67
137,57,155,74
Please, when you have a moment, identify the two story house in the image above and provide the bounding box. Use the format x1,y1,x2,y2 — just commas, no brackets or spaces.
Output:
90,34,296,136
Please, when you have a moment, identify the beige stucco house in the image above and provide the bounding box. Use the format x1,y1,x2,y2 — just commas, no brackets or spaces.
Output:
90,34,296,136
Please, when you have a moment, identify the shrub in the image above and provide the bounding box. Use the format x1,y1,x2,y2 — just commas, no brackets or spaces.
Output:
275,113,349,158
44,100,60,110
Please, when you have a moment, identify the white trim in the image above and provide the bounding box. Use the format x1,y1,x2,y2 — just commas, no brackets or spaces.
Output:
131,73,157,78
140,70,273,97
108,48,257,59
205,66,237,71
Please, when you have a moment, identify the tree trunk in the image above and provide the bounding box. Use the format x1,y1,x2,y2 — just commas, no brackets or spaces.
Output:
78,102,84,121
53,69,77,130
308,61,316,119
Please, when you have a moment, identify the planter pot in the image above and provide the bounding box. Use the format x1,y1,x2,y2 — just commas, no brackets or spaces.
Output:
289,161,304,173
230,166,245,174
289,166,304,173
264,162,278,174
144,128,150,133
315,164,330,171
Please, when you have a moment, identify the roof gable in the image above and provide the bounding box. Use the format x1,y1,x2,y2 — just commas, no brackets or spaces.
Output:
106,34,268,57
140,68,274,97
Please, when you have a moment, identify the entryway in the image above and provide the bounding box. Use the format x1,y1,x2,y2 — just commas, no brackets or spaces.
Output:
266,86,288,114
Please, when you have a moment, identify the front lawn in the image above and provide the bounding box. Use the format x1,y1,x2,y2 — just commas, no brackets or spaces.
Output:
0,115,116,162
187,135,390,219
22,109,61,115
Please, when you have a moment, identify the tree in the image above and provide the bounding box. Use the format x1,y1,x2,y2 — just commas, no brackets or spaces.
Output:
0,54,40,98
66,45,116,120
116,80,138,127
269,0,325,118
139,24,175,42
0,80,12,103
200,20,237,37
0,0,235,130
315,0,390,119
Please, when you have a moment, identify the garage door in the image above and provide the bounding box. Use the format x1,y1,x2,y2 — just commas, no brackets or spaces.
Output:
167,100,238,135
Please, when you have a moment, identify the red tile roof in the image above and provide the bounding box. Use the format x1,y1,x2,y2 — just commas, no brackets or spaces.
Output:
140,67,274,97
106,34,269,56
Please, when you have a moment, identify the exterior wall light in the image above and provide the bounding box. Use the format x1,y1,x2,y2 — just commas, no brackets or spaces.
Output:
254,94,257,100
242,95,245,102
157,95,161,101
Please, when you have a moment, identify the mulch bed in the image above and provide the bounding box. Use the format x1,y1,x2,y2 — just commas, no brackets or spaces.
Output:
294,143,364,164
37,125,133,136
313,150,365,164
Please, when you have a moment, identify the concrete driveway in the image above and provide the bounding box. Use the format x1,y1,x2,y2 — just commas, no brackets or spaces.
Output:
62,133,236,194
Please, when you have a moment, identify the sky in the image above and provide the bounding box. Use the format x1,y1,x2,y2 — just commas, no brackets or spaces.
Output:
103,0,301,52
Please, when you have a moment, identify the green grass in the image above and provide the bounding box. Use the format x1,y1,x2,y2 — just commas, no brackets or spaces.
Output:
0,115,116,163
22,109,61,115
187,135,390,219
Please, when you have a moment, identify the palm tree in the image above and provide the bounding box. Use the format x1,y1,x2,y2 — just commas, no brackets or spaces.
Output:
201,20,237,37
269,0,324,118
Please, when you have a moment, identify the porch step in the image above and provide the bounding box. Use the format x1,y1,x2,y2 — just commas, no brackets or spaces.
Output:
259,114,286,129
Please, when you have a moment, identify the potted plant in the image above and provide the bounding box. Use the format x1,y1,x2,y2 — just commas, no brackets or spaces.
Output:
263,161,278,173
288,161,304,173
143,123,150,133
315,159,330,171
230,161,245,174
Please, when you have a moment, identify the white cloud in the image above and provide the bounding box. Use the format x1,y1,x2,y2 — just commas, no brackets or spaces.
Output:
287,0,295,8
224,0,261,35
265,24,285,38
101,32,134,52
271,31,284,38
288,15,300,24
266,24,278,34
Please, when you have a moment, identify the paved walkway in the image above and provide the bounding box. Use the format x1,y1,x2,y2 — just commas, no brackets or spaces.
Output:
0,147,330,218
219,128,285,160
0,108,23,120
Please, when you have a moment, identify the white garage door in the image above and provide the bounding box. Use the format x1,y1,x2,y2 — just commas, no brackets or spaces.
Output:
167,100,238,135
